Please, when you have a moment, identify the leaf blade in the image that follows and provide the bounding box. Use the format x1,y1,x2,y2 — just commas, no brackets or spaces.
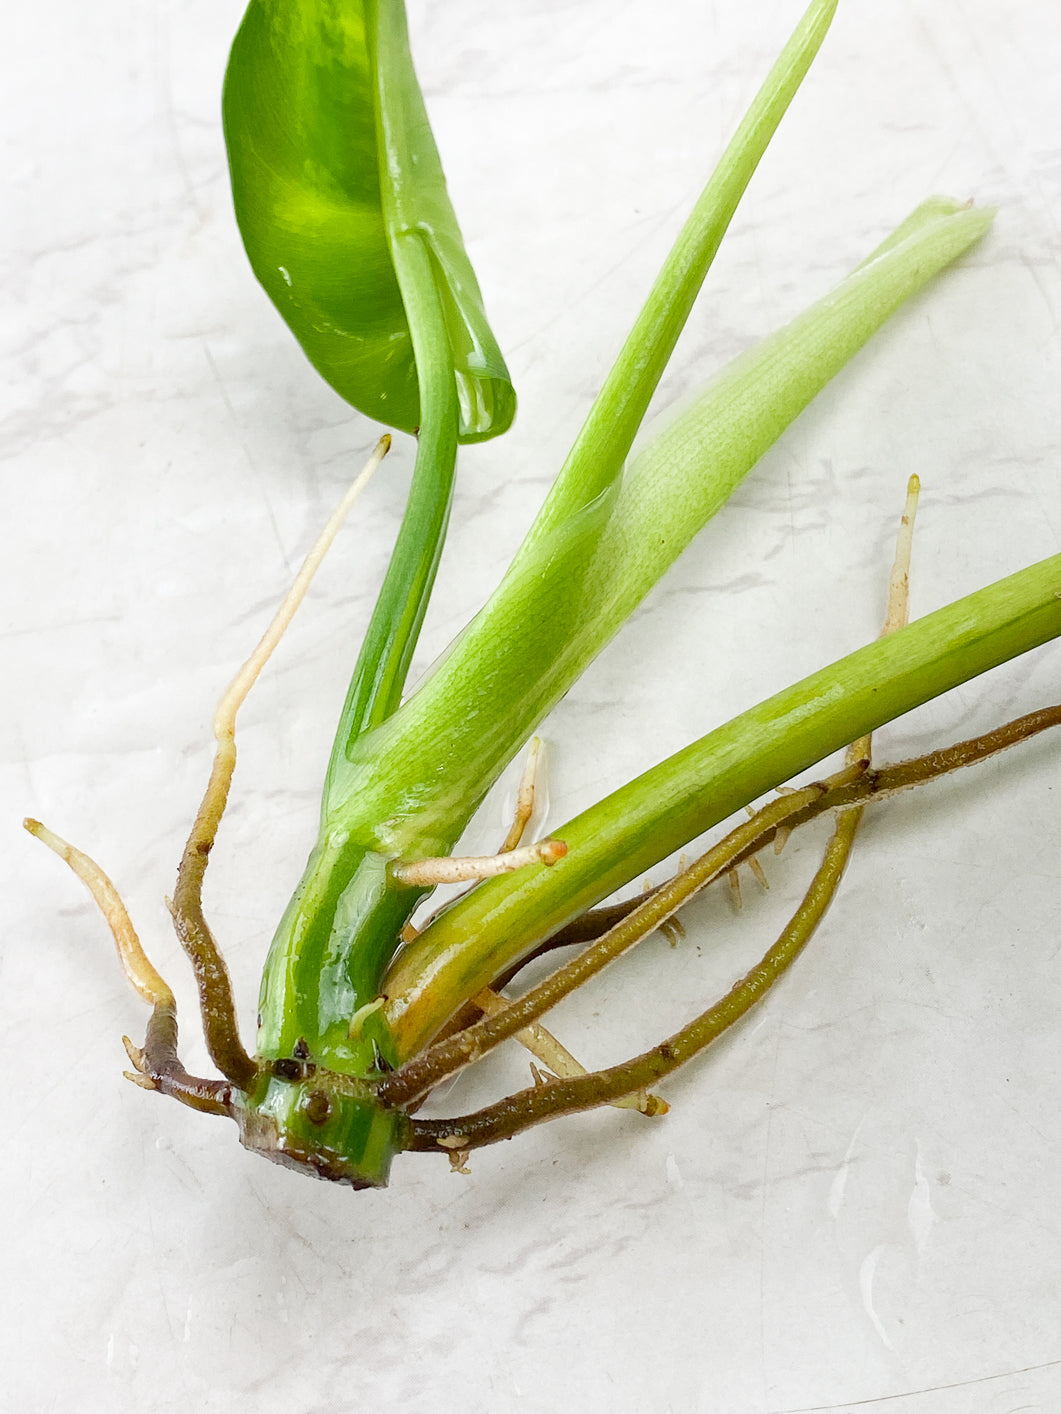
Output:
223,0,514,439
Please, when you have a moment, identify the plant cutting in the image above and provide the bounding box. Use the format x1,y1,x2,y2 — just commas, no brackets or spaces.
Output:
27,0,1061,1189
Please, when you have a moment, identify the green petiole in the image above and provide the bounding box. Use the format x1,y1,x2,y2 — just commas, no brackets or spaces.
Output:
515,0,839,553
382,550,1061,1058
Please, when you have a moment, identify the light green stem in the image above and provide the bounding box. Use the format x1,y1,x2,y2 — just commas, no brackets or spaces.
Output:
324,235,459,752
383,551,1061,1055
516,0,839,552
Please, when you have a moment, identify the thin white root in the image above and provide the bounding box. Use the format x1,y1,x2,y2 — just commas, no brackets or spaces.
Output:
23,819,173,1008
398,739,552,935
191,435,391,864
390,837,567,888
659,918,685,947
848,473,920,768
472,986,664,1116
724,858,767,904
168,432,390,1046
885,473,919,637
500,737,543,853
743,811,773,881
747,856,769,891
123,1071,159,1090
213,435,391,748
26,443,391,1020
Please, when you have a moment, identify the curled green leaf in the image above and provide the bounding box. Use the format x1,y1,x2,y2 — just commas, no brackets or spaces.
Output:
223,0,515,440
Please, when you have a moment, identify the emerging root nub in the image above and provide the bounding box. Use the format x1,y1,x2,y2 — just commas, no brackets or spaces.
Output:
122,1037,159,1091
436,1134,472,1175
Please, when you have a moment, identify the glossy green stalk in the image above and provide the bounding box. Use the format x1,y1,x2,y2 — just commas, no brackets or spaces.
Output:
329,217,460,743
383,550,1061,1055
323,0,485,748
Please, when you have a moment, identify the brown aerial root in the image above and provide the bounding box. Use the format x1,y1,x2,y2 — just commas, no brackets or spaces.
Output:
395,735,663,1112
397,698,1061,1151
168,436,391,1089
382,473,920,1117
385,475,1058,1153
470,985,665,1117
26,437,390,1103
22,819,231,1116
406,807,864,1152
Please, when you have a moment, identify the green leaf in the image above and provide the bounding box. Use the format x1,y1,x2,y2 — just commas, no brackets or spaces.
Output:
223,0,515,441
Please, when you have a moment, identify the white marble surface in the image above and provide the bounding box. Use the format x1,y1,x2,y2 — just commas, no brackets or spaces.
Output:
5,2,1061,1410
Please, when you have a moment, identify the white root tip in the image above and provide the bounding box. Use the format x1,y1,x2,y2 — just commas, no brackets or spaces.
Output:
748,856,770,892
124,1069,159,1091
24,818,174,1008
500,736,544,853
347,995,387,1040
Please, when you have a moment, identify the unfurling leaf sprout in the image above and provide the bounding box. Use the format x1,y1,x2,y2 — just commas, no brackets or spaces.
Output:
27,0,1061,1188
